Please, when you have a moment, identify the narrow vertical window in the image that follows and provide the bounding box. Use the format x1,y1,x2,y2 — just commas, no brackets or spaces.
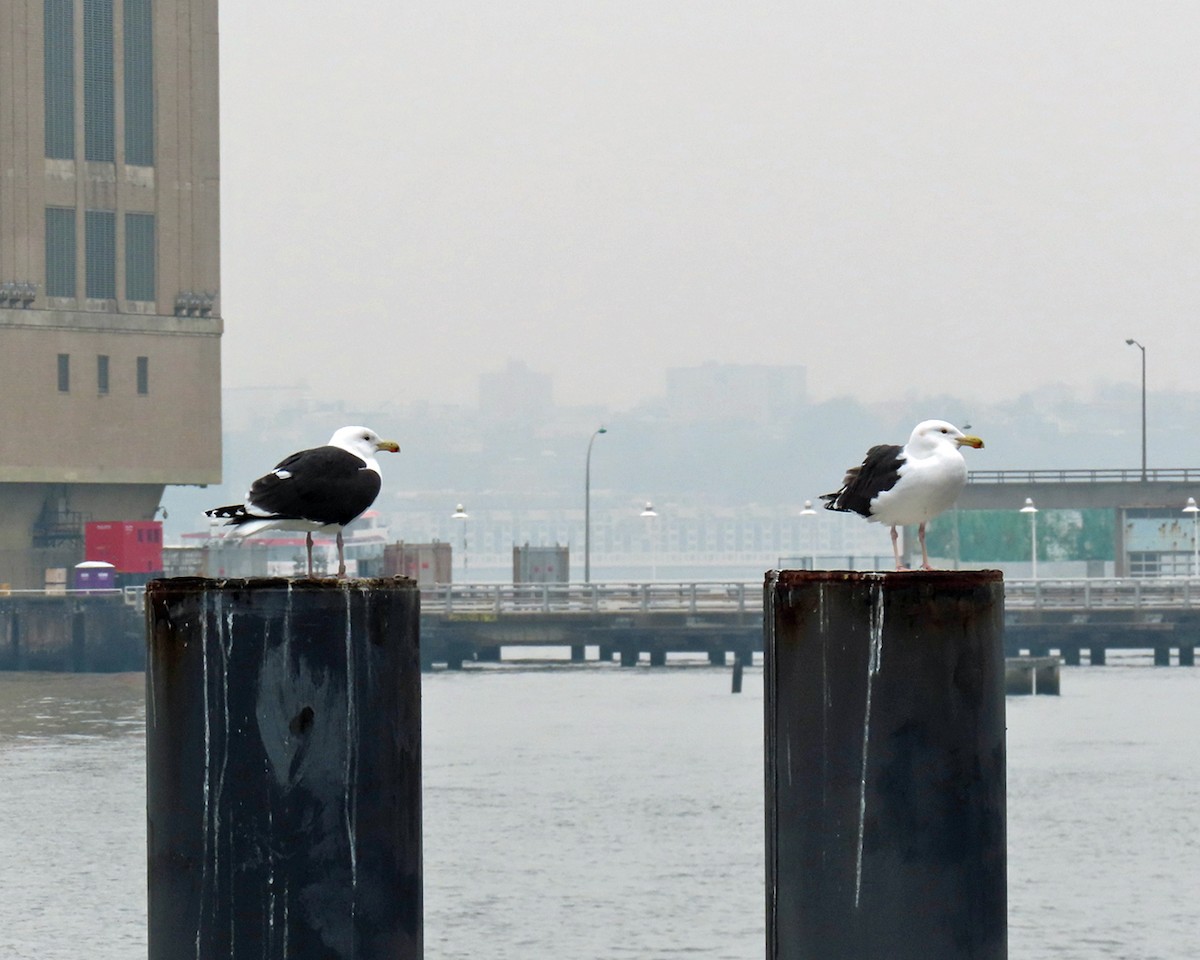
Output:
136,356,149,395
125,213,155,301
44,0,75,159
97,354,109,394
123,0,154,166
83,0,115,163
85,210,116,299
58,354,71,392
45,207,77,297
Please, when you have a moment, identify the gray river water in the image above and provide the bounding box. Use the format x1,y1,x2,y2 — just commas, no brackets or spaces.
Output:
1,660,1197,959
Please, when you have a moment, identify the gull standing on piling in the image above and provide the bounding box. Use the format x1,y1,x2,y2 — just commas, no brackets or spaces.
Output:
206,426,400,578
820,419,984,571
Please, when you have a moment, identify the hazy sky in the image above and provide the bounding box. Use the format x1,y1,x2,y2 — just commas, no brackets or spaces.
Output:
218,2,1199,411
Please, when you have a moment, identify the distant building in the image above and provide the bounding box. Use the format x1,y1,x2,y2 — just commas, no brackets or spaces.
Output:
0,0,222,588
478,359,553,422
513,544,569,583
665,362,806,424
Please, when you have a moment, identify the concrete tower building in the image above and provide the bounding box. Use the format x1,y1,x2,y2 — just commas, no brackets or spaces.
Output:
0,0,222,588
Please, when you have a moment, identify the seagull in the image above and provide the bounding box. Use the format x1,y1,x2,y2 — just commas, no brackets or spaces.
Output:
820,420,984,571
205,426,400,578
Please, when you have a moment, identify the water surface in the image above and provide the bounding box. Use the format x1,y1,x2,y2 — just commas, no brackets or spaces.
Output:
1,661,1196,959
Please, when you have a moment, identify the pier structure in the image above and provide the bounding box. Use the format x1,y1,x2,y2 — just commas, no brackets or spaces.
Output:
5,577,1200,670
418,578,1200,668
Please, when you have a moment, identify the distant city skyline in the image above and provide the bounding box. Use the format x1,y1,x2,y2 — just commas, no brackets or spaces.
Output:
219,2,1200,412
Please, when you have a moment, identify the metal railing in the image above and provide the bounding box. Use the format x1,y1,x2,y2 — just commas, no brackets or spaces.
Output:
967,468,1200,484
8,578,1200,615
1002,577,1200,610
421,578,1200,616
421,581,753,616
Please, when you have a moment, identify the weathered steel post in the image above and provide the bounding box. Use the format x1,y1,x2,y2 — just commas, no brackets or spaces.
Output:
146,577,422,960
765,570,1006,960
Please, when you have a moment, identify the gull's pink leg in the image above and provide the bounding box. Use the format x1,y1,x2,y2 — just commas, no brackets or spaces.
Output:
919,523,935,571
891,525,907,571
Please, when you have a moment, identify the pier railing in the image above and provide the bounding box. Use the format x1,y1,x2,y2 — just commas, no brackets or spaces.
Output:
1002,578,1200,610
967,467,1200,484
419,578,1200,615
420,581,755,616
9,578,1200,615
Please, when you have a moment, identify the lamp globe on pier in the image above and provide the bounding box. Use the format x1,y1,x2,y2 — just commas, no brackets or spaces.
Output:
1125,338,1147,479
584,426,607,583
639,501,659,581
799,500,818,571
1184,497,1199,578
1020,497,1039,580
451,503,469,581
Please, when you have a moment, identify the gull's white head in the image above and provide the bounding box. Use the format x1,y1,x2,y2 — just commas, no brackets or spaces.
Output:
906,420,985,455
328,426,401,462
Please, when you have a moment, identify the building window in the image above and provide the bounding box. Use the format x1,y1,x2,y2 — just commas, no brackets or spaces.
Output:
45,207,77,297
136,356,149,395
58,354,70,392
83,0,115,163
44,0,75,159
125,213,155,301
97,354,109,394
85,210,116,299
123,0,154,166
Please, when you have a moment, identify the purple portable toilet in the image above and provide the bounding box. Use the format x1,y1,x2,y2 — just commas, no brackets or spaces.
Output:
74,560,117,592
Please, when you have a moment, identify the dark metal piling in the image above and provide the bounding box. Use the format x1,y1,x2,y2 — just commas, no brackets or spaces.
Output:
146,577,422,960
765,570,1007,960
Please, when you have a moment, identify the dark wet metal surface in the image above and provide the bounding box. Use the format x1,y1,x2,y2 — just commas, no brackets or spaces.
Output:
146,577,422,959
765,569,1006,960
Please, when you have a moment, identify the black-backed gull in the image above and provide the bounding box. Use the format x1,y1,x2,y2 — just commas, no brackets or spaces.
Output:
206,425,400,578
820,419,984,571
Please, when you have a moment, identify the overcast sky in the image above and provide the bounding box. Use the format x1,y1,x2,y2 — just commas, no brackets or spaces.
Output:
217,2,1199,412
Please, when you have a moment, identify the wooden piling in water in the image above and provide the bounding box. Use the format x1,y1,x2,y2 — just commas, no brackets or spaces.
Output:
145,577,423,960
765,570,1007,960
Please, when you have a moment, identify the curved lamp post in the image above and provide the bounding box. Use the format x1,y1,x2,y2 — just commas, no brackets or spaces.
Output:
1184,497,1199,578
1125,338,1146,479
640,501,658,581
799,500,817,570
451,503,468,580
1020,497,1038,580
584,426,607,583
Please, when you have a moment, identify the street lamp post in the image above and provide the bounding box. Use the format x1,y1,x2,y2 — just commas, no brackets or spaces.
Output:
799,500,817,570
640,501,658,581
451,503,468,581
1125,338,1147,479
584,426,607,583
1020,497,1038,580
1184,497,1199,578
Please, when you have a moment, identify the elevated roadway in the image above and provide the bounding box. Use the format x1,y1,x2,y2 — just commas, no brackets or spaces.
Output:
960,468,1200,510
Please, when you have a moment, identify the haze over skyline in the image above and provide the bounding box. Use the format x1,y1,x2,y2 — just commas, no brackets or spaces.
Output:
219,2,1197,411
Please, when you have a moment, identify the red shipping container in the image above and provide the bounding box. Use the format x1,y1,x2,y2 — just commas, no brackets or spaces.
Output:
85,521,164,573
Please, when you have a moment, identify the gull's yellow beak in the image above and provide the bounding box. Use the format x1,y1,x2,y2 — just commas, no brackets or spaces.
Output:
958,435,984,449
376,439,401,453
